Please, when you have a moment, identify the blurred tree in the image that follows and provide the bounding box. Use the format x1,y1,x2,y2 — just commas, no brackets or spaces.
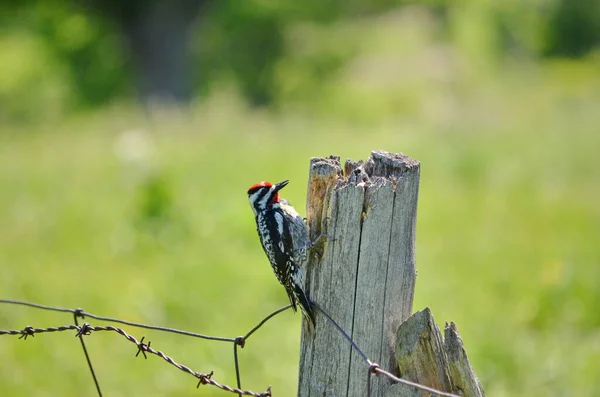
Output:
0,0,208,109
81,0,209,103
195,2,286,106
543,0,600,57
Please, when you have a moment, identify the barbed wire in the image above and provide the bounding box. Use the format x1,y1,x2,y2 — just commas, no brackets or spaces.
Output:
0,322,269,396
0,298,459,397
0,298,284,397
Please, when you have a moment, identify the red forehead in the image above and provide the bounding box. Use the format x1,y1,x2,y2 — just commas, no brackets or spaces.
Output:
248,181,272,190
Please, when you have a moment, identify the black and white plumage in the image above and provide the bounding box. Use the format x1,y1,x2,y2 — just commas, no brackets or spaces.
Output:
247,180,315,325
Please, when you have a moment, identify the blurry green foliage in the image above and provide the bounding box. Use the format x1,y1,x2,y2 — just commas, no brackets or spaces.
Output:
41,11,130,106
136,175,174,231
0,2,130,121
1,0,599,122
0,32,71,121
543,0,600,57
195,2,286,106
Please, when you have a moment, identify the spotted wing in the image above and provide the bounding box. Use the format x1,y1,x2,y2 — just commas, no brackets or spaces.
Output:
279,201,310,267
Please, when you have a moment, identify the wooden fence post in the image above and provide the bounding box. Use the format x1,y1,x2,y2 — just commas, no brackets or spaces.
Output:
297,151,483,397
298,151,420,397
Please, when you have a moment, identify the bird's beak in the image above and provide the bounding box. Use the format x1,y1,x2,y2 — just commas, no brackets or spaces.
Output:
274,180,289,192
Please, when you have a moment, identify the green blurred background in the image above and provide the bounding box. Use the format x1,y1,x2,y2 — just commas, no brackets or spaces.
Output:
1,0,599,396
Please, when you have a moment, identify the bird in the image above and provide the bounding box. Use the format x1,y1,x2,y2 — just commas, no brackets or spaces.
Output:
247,180,315,325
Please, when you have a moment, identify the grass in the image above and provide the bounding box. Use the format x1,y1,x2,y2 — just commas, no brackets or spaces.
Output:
1,52,600,397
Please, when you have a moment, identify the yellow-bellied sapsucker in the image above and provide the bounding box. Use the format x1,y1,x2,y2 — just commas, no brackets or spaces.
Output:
247,180,315,325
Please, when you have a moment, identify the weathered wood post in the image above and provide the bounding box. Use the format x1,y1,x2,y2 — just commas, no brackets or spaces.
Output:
297,151,483,397
298,151,419,397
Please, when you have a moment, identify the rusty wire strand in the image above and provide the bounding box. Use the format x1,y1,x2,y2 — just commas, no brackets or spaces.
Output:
313,303,460,397
0,323,270,397
234,340,242,397
243,304,293,341
312,302,368,362
371,365,460,397
0,299,76,314
233,304,293,395
0,299,235,342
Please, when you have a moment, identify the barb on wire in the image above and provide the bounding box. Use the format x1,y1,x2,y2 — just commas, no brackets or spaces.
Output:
74,312,103,397
0,324,79,337
135,336,151,359
0,323,271,397
18,325,35,339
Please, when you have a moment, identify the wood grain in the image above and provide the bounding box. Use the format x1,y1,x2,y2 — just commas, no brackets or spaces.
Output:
298,151,420,397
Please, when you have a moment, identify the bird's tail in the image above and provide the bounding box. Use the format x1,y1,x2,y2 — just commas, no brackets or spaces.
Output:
294,283,316,326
